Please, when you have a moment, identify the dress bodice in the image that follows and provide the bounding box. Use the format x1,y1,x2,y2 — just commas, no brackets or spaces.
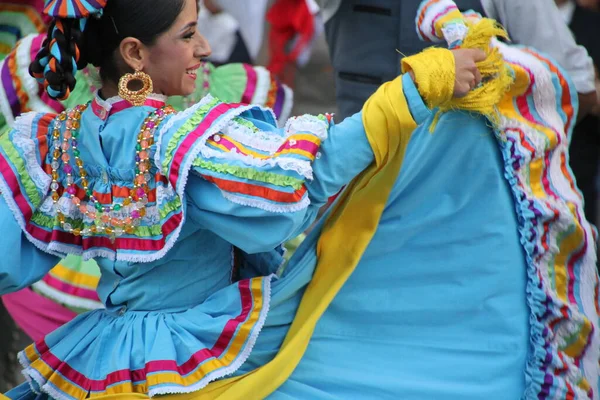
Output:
96,226,235,313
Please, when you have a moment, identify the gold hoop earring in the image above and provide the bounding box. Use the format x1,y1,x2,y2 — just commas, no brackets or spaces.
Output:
118,70,153,106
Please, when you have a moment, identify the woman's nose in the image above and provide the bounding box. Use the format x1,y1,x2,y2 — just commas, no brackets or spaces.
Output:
195,35,212,59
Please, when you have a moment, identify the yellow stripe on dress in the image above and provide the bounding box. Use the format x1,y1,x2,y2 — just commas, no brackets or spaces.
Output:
99,277,266,393
48,262,100,290
207,133,321,161
29,358,89,399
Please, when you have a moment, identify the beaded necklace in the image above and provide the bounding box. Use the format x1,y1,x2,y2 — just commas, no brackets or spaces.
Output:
50,104,175,240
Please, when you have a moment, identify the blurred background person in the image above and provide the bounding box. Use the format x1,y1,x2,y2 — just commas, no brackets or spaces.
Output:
198,0,269,65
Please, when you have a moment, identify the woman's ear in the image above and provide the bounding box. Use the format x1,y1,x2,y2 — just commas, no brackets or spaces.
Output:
119,37,147,72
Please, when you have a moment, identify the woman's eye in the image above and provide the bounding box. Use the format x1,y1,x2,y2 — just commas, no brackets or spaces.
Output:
183,31,195,40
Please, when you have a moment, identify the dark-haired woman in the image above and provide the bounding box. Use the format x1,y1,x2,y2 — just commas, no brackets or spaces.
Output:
0,0,294,345
0,0,482,398
0,53,294,344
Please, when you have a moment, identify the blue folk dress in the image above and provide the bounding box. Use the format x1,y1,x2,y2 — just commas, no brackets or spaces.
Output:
0,90,374,398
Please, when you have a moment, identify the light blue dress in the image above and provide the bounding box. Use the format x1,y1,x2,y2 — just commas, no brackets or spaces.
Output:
220,74,530,399
0,89,373,398
235,55,600,399
268,87,531,399
3,54,598,400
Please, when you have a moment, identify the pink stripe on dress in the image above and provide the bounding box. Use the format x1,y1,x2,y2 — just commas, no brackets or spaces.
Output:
0,150,34,220
40,91,64,113
168,103,244,188
276,139,320,156
241,64,257,104
30,279,256,389
109,99,167,116
42,274,100,302
30,34,46,62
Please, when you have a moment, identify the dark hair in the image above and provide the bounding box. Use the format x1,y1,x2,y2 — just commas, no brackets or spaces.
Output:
29,0,186,100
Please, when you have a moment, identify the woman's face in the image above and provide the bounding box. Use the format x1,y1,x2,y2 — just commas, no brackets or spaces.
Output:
143,0,211,96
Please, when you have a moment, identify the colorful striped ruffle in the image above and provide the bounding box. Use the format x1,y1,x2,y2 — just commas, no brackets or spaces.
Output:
416,1,600,398
162,95,327,214
0,35,31,125
18,276,272,398
416,0,464,43
497,43,599,400
31,255,102,312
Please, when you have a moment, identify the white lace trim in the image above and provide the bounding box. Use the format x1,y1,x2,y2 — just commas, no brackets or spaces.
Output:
276,245,289,277
18,276,275,399
31,281,104,311
174,102,262,195
148,275,275,397
284,114,329,141
221,190,310,214
23,365,74,400
0,119,69,260
498,42,565,134
12,112,52,191
3,97,314,263
116,103,264,264
16,34,54,114
0,160,171,263
221,103,320,154
0,58,15,126
441,23,468,46
200,113,328,180
221,120,285,153
18,353,47,397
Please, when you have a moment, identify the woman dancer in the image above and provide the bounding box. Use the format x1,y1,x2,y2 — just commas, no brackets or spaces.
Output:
0,3,293,344
162,2,600,399
0,0,481,397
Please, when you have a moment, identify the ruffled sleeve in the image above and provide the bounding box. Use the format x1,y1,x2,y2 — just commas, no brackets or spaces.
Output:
0,111,56,227
157,95,374,254
0,111,61,294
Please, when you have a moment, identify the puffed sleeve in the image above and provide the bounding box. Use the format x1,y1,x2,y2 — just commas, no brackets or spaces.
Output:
0,196,60,294
158,67,431,254
183,108,375,254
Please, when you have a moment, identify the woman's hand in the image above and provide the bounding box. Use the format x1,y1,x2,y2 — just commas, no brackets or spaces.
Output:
452,48,486,98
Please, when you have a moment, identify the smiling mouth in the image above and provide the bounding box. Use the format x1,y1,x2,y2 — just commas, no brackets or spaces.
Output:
186,65,201,77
